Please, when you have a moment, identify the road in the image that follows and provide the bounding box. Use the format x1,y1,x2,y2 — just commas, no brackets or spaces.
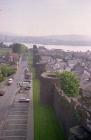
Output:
0,55,28,127
0,55,34,140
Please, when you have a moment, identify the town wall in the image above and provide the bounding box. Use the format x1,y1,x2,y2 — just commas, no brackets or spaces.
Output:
33,46,91,139
33,53,40,67
35,62,46,79
53,87,80,137
40,73,58,105
40,72,80,137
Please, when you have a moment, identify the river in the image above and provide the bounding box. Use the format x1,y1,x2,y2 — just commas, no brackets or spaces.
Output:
25,43,91,52
4,42,91,52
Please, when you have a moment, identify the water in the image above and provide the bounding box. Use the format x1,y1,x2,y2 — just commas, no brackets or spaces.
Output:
25,44,91,52
40,45,91,52
4,42,91,52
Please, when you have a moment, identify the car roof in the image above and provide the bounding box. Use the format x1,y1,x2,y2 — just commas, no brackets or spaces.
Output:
9,78,13,80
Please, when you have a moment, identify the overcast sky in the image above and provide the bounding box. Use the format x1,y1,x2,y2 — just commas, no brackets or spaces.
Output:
0,0,91,36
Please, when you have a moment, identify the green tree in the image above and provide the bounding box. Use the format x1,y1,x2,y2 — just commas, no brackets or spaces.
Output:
0,70,4,82
0,65,16,77
58,71,80,97
10,43,27,54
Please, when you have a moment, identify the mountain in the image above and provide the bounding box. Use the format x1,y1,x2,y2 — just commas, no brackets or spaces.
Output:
0,34,91,46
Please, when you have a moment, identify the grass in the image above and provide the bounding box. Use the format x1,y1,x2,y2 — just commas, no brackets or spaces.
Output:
33,69,65,140
27,52,33,70
0,48,12,56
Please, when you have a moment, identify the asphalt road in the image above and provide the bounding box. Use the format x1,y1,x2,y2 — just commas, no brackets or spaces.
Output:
0,56,28,127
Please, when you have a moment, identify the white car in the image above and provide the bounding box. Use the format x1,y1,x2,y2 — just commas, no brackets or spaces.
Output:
24,79,31,83
19,97,30,102
18,81,31,90
7,78,13,85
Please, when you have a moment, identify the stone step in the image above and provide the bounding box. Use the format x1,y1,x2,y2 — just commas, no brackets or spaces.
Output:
0,130,27,136
5,124,27,130
8,111,28,115
0,136,26,140
7,119,27,124
7,115,28,120
10,107,28,111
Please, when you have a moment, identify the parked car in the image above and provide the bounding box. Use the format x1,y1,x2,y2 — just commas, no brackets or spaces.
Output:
19,97,30,102
24,73,31,80
0,90,5,96
18,81,31,90
7,78,13,85
24,68,29,74
24,79,31,83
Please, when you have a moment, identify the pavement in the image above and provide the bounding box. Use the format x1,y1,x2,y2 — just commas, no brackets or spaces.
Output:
27,75,34,140
0,55,34,140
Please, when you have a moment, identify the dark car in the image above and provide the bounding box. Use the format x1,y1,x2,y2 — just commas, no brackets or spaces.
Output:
19,97,30,102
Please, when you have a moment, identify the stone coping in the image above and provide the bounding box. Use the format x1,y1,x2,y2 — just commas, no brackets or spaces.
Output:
36,61,47,65
41,72,58,80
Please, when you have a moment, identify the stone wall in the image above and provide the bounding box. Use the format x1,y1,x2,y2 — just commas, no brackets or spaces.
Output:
40,72,91,139
33,53,41,67
78,89,91,133
33,45,41,67
53,88,80,137
40,73,58,105
40,72,80,138
33,45,47,79
35,62,47,79
33,45,91,139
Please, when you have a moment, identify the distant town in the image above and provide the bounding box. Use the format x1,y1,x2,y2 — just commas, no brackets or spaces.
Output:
37,46,91,89
0,42,91,139
1,34,91,45
33,45,91,140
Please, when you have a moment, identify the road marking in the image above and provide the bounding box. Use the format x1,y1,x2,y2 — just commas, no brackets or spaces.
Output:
0,129,26,131
9,111,28,113
7,118,27,120
8,115,27,117
0,136,26,138
11,108,28,110
7,119,27,121
7,124,27,126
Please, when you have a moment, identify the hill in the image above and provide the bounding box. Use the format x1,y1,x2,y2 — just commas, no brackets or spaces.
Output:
0,34,91,46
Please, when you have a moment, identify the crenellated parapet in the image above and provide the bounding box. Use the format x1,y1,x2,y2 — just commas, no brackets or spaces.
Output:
40,72,59,105
78,88,91,133
40,72,91,138
40,72,80,136
33,45,41,67
53,87,81,137
35,62,47,79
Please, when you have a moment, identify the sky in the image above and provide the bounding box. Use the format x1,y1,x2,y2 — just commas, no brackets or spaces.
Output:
0,0,91,36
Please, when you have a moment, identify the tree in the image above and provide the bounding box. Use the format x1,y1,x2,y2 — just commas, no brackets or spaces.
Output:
0,65,16,77
58,71,80,97
10,43,27,54
0,70,4,82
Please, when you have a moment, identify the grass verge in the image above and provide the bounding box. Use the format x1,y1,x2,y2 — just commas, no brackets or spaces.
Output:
33,69,65,140
0,48,12,56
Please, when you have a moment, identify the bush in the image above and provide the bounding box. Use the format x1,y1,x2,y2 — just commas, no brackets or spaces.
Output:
0,65,16,77
0,73,4,82
58,71,80,97
10,43,28,54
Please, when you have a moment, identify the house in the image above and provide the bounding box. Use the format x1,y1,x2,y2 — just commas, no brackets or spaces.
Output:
5,53,19,64
71,62,85,79
0,56,6,64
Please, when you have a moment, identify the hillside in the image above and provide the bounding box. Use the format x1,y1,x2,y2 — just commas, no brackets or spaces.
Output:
0,34,91,46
